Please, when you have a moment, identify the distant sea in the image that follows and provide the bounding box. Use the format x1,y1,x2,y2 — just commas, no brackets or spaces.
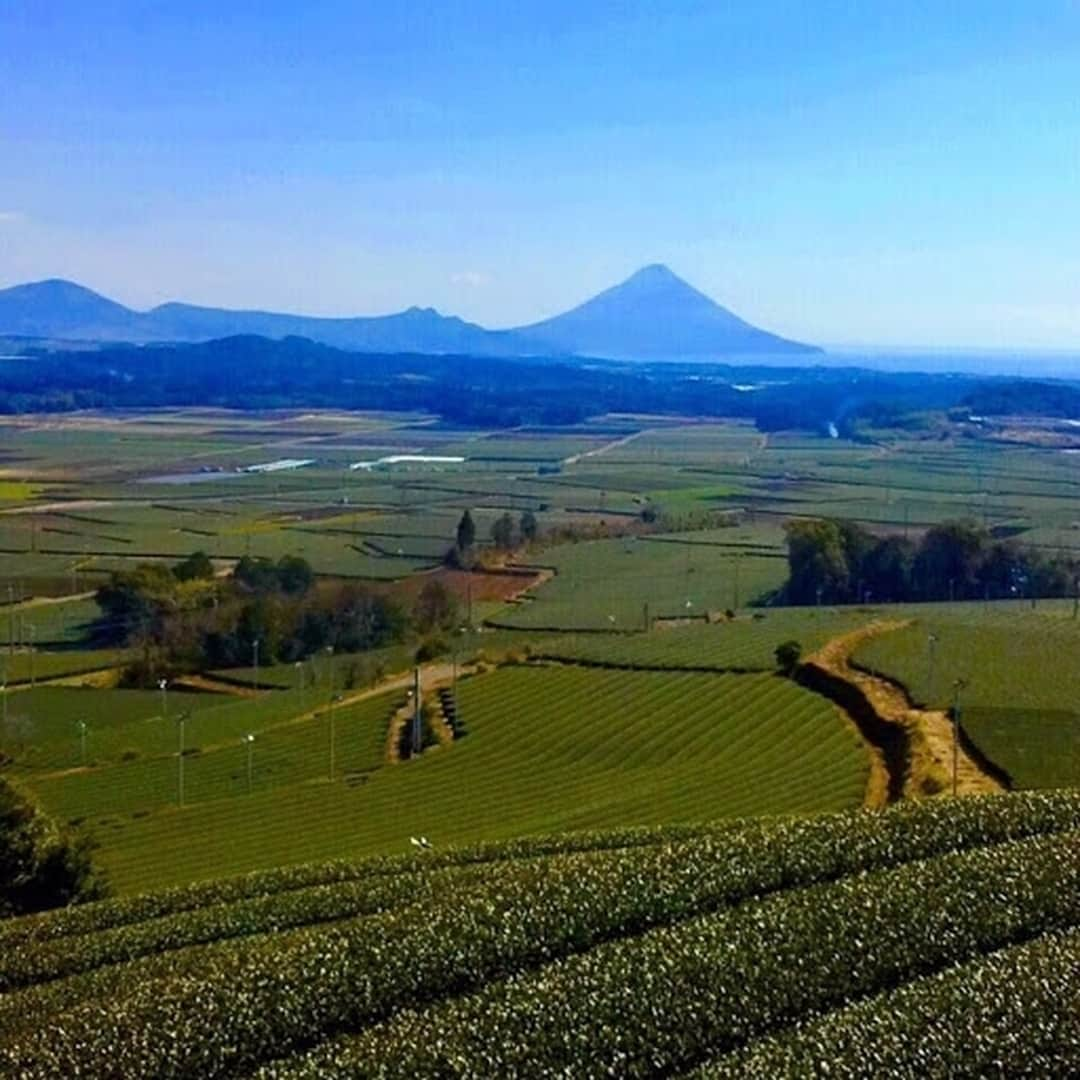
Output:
822,347,1080,381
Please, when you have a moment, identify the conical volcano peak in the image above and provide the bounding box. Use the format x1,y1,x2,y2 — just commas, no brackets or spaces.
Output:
515,266,819,360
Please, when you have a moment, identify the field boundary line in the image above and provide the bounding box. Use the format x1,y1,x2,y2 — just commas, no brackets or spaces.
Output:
800,622,1006,804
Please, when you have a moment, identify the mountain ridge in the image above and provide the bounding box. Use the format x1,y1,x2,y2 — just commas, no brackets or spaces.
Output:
0,266,819,358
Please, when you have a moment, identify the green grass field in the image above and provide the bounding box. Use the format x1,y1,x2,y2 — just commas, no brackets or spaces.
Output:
532,606,871,671
492,534,789,630
854,603,1080,789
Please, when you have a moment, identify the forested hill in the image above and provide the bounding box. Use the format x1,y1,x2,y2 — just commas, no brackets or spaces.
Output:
2,334,982,430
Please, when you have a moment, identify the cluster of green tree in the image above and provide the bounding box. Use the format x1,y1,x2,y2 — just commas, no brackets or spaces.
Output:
445,509,539,568
1,776,107,916
783,518,1078,605
96,552,463,683
961,379,1080,419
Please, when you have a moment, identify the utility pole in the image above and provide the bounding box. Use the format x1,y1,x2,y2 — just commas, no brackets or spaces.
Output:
412,667,422,757
329,694,342,779
244,733,255,793
177,712,189,807
77,719,87,767
159,677,168,721
927,633,938,704
951,678,967,798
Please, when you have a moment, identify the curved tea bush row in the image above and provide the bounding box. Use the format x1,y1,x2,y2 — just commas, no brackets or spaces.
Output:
694,927,1080,1078
0,820,717,950
0,860,519,994
256,831,1080,1078
1,794,1078,1078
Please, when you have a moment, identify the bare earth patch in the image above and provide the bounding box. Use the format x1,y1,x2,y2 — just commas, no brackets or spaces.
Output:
805,621,1005,802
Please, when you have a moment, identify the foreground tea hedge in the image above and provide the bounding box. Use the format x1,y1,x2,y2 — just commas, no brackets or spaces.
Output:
258,830,1080,1077
0,792,1078,1077
695,927,1080,1078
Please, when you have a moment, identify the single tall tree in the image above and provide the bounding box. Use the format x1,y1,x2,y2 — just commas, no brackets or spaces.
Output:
456,509,476,552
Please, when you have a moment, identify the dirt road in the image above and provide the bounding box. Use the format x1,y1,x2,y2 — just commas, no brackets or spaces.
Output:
805,622,1005,801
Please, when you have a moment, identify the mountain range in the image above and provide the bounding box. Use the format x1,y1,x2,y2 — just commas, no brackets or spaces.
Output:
0,265,819,360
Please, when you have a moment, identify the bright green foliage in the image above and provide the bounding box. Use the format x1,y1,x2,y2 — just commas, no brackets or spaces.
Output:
532,607,866,670
9,667,866,894
855,607,1080,788
0,793,1074,1077
493,537,787,630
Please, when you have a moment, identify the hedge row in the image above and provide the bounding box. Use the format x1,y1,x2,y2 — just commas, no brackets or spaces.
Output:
1,794,1077,1077
694,927,1080,1078
0,819,718,948
0,859,515,994
256,831,1080,1078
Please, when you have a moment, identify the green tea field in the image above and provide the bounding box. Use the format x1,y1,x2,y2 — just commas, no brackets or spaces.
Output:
0,793,1075,1076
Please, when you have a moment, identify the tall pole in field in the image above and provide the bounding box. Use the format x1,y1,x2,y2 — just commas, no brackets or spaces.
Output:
412,667,422,757
158,677,168,721
244,733,255,793
926,633,938,705
329,694,342,780
951,678,967,798
177,712,189,807
77,719,87,766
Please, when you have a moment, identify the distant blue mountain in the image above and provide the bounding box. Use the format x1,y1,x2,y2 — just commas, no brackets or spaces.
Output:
0,266,818,358
0,279,533,356
514,264,819,358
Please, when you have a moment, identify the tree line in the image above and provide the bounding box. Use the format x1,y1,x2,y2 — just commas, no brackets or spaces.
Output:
95,552,462,685
783,517,1078,605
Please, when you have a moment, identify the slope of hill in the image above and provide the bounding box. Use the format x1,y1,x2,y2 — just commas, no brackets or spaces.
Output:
0,793,1076,1076
0,279,535,356
515,263,820,359
0,280,135,339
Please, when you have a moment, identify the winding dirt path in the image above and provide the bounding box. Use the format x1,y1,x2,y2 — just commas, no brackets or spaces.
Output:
804,622,1005,802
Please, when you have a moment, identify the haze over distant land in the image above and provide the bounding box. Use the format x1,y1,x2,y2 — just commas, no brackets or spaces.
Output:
0,266,818,360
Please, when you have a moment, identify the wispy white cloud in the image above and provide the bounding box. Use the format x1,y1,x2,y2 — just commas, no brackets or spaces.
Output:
0,211,26,225
450,270,491,288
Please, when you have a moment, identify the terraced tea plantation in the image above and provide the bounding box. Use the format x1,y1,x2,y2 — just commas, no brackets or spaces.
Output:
27,665,866,894
0,793,1076,1077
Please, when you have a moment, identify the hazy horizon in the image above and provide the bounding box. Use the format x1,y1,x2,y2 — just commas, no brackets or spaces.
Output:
3,3,1080,351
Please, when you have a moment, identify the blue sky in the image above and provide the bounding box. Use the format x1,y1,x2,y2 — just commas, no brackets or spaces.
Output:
1,2,1079,348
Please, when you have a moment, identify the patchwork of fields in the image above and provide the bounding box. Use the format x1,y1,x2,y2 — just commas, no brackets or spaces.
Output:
1,407,1079,1070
